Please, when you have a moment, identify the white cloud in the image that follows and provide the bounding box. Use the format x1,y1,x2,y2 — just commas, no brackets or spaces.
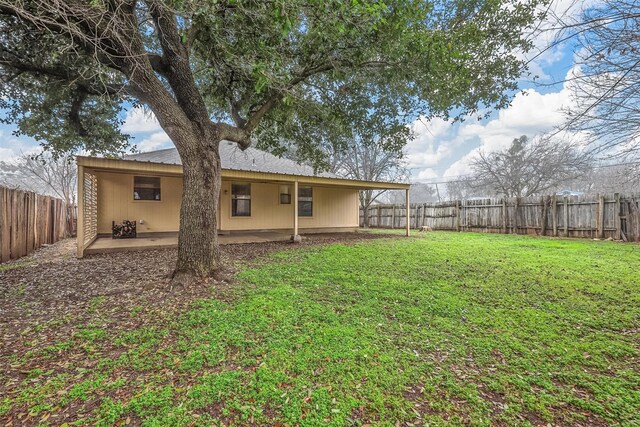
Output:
0,130,42,162
0,147,18,162
122,107,162,134
407,67,584,181
134,131,173,152
441,151,479,179
404,117,459,174
466,87,569,151
415,168,439,180
120,107,174,152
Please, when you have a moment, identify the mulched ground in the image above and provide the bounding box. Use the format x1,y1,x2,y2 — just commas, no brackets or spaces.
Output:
0,232,393,360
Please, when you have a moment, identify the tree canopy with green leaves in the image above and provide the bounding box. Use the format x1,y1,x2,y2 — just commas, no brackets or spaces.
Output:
0,0,547,285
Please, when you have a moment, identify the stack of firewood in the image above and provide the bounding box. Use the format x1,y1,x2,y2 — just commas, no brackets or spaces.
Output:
112,220,137,239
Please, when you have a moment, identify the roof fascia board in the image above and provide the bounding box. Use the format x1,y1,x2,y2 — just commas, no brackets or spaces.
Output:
76,156,410,190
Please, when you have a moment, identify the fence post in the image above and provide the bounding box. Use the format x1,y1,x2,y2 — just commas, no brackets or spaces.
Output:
411,204,415,228
376,205,382,228
33,195,39,247
632,199,640,242
540,196,548,236
552,195,558,237
10,190,19,259
456,200,461,232
0,187,8,263
564,196,569,237
405,191,410,236
614,193,621,240
391,205,395,229
513,197,519,234
598,194,605,238
28,192,35,253
501,198,507,234
413,204,417,229
77,165,85,257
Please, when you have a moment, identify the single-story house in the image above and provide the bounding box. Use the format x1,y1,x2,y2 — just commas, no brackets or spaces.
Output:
76,142,410,257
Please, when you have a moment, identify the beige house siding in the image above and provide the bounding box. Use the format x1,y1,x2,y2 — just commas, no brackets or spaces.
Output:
96,171,359,234
299,186,360,229
96,171,183,234
219,181,359,231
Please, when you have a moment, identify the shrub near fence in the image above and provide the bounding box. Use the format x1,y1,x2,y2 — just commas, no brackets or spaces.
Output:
360,193,640,242
0,186,75,263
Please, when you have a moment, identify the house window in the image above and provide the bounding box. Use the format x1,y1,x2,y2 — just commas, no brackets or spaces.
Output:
298,186,312,217
133,176,161,201
279,185,291,204
231,183,251,216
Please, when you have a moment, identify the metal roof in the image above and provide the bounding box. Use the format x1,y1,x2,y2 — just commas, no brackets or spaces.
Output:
124,142,339,179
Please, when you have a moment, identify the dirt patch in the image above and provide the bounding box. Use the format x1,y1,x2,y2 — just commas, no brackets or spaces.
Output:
478,387,507,418
403,383,448,421
548,403,610,427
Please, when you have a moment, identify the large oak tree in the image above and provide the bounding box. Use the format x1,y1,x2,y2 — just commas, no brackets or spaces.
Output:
0,0,547,285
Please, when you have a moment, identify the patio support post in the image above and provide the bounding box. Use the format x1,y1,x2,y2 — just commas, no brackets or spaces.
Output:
77,165,85,258
292,180,301,242
406,188,410,237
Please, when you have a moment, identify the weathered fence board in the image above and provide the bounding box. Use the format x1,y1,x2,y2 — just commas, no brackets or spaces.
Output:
360,192,640,242
0,186,76,263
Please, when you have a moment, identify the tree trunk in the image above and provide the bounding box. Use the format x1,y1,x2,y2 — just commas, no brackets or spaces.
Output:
360,192,372,228
171,130,223,287
362,201,370,228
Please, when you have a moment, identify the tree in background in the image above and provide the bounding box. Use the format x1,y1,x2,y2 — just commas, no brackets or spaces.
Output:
407,184,438,203
384,183,438,204
23,153,76,206
561,162,640,195
553,0,640,163
0,0,548,285
0,152,77,237
0,152,77,205
330,138,408,227
444,176,485,200
471,135,591,197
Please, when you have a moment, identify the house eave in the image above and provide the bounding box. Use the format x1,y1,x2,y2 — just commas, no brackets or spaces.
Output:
76,156,410,190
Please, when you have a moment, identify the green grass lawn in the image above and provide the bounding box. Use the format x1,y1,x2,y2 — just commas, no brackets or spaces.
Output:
2,232,639,426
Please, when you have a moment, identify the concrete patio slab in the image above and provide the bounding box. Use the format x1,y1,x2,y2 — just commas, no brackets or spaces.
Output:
85,231,292,255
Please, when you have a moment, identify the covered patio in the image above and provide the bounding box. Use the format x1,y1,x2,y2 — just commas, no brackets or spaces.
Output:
76,149,410,258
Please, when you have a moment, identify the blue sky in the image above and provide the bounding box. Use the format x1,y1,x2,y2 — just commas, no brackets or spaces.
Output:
0,0,588,183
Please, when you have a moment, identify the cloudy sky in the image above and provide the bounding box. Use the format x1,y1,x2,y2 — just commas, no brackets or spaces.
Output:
0,0,589,183
405,0,595,183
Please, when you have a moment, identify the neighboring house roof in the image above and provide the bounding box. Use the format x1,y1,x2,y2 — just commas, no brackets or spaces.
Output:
556,189,584,196
124,142,339,179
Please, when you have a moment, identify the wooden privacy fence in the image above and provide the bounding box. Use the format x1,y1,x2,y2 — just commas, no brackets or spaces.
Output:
360,193,640,242
0,186,76,263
